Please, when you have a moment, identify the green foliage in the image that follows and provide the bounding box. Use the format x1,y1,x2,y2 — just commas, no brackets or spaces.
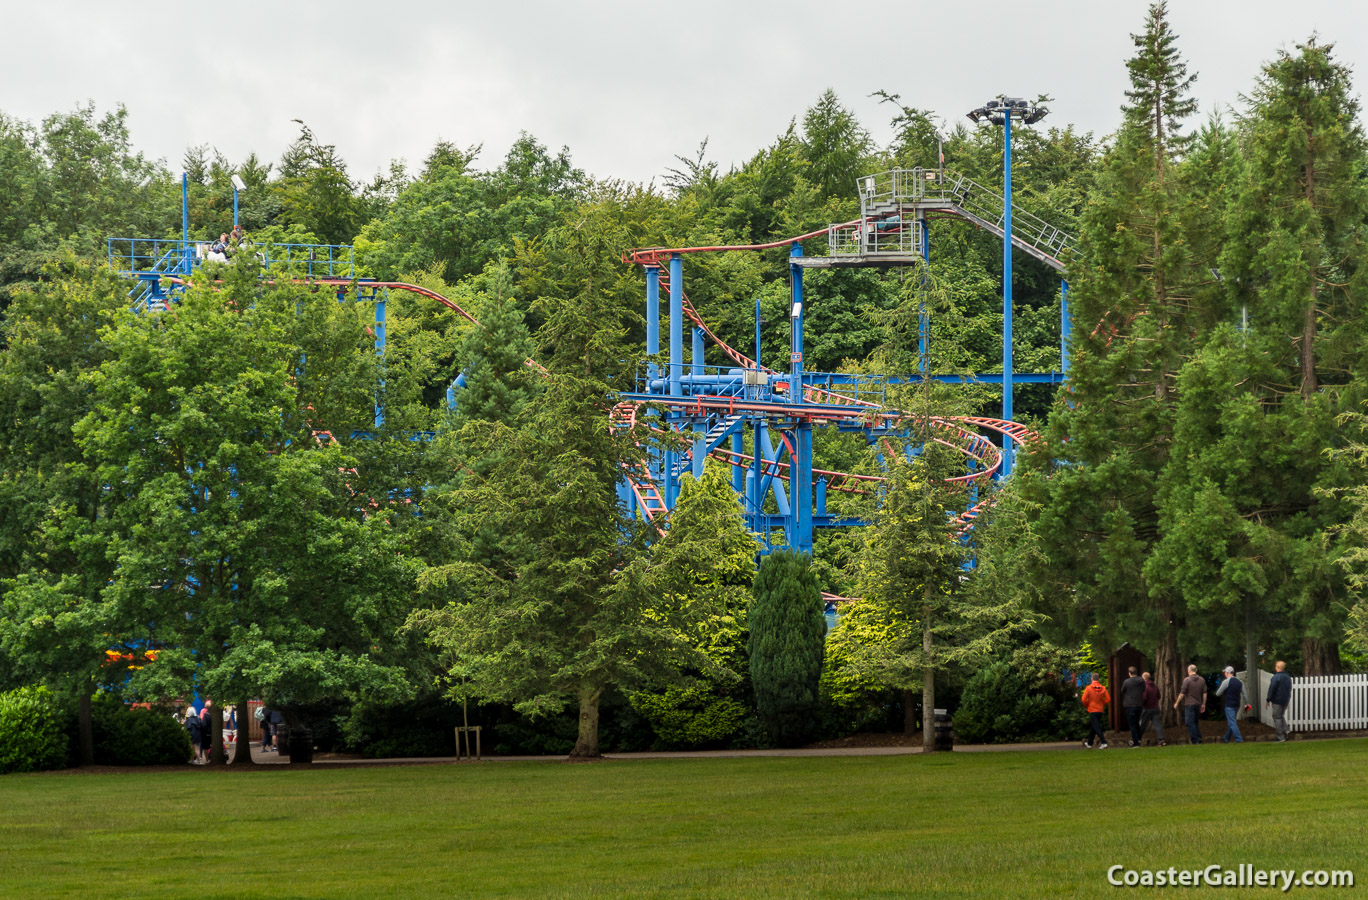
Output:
628,466,760,749
952,657,1088,745
0,685,68,774
81,696,191,765
630,686,748,749
749,549,825,747
340,696,472,759
357,134,584,284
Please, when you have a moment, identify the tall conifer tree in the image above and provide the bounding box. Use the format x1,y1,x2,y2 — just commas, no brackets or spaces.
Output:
1008,3,1204,713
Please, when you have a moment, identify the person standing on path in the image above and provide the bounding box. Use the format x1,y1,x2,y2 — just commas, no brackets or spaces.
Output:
1266,660,1292,742
1174,664,1207,744
1120,666,1147,747
1139,671,1166,746
184,704,206,764
1081,673,1111,749
1216,666,1245,743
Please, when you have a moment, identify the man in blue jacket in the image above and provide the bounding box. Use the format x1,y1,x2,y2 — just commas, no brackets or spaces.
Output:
1265,660,1292,742
1216,666,1245,744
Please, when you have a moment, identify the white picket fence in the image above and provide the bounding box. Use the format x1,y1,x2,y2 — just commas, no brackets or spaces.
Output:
1239,669,1368,732
1289,673,1368,732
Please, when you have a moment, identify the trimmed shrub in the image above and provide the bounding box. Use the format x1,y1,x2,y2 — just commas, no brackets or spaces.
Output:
749,549,825,747
954,660,1088,744
88,696,192,765
342,696,472,759
0,685,68,774
630,685,748,749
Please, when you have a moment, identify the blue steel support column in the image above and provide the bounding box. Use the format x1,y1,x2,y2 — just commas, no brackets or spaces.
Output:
646,266,660,388
669,255,683,398
919,214,930,377
732,430,745,493
1001,109,1015,476
692,327,706,478
790,246,804,386
181,173,190,275
789,244,813,554
793,426,814,553
374,293,387,428
1060,279,1071,373
665,254,683,507
233,187,239,231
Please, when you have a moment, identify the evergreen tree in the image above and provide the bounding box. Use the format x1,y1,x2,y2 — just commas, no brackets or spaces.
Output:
748,548,825,747
629,465,761,749
1175,38,1368,673
799,89,872,200
1007,2,1205,713
450,264,538,427
412,193,705,758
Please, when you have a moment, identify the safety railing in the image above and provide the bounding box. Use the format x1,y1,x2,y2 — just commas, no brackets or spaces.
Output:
829,168,1076,270
107,238,357,281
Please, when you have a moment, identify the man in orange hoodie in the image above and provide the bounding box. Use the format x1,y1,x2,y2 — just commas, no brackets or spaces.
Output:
1081,673,1111,749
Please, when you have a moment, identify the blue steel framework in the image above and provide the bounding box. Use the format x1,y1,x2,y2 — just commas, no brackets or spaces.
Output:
111,140,1074,561
621,151,1074,554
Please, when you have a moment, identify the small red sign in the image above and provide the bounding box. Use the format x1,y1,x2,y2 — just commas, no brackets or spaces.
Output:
790,352,803,363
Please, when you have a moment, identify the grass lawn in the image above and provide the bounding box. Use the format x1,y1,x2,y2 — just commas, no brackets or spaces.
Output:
1,740,1365,899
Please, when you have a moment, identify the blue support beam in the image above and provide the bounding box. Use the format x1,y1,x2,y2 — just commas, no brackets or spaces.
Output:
919,213,930,376
1002,109,1015,476
665,255,683,507
669,254,683,398
790,245,804,388
374,292,387,428
732,429,745,493
646,266,660,388
692,327,706,478
1061,278,1071,373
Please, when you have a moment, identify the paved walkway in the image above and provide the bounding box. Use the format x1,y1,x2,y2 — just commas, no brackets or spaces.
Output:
245,740,1084,766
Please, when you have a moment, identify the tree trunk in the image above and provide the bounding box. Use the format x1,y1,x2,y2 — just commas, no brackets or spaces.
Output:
921,610,936,752
231,696,253,765
77,684,95,767
1301,288,1317,398
1154,615,1183,727
569,683,603,758
210,703,226,765
1302,636,1342,676
903,689,917,735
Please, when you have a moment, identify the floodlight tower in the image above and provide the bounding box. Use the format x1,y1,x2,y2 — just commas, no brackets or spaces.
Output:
966,96,1048,476
231,173,247,230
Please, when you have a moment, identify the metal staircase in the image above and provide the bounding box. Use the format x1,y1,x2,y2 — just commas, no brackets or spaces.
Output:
672,413,747,479
821,167,1075,273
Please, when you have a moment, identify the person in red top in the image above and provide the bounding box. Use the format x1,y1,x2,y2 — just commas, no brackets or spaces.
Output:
1080,673,1111,749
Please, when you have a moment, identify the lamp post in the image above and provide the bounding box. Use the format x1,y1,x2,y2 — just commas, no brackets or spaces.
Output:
966,96,1048,476
230,173,246,231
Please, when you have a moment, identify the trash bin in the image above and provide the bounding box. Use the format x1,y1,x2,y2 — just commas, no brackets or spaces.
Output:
933,708,954,752
287,726,313,765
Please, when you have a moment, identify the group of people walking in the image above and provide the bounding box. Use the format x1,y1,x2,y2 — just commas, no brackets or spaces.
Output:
181,700,285,762
1080,661,1293,749
181,700,239,764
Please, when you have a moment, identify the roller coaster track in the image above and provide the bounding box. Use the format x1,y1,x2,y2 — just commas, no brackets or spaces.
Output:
626,194,1050,533
166,267,1035,538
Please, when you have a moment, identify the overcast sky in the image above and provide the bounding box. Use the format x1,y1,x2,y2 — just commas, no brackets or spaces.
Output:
6,0,1367,186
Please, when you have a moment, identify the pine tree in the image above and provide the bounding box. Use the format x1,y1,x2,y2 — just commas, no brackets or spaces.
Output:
749,549,825,747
